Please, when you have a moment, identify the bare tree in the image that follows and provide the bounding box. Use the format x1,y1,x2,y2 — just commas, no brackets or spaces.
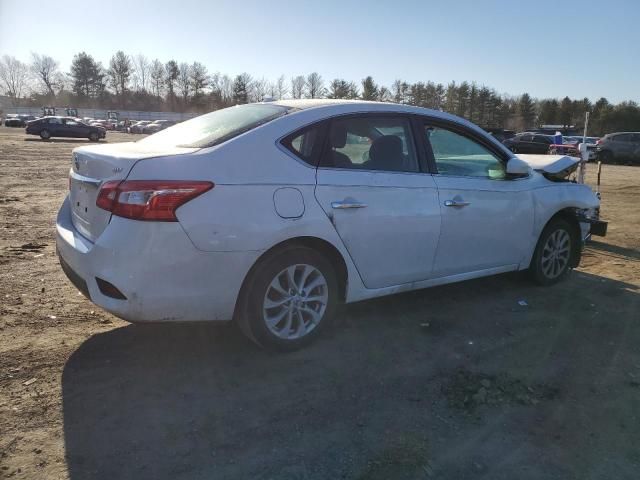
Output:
132,54,150,92
251,77,268,102
291,75,305,99
177,62,191,104
0,55,30,103
149,59,164,98
378,86,392,102
30,53,62,97
275,75,287,99
305,72,325,99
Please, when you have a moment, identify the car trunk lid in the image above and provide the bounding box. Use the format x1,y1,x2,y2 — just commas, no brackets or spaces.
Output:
69,142,198,242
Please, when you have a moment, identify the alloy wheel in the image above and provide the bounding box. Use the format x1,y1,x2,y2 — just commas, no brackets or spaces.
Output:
262,264,328,340
541,229,571,279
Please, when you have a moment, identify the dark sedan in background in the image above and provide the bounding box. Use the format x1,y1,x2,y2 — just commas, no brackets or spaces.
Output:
26,116,106,141
503,133,554,154
4,114,37,127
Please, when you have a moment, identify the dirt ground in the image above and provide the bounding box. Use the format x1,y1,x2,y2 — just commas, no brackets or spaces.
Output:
0,125,639,480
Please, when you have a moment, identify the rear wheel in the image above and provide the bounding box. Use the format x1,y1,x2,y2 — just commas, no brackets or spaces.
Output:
510,146,518,154
89,132,99,142
237,246,338,351
529,218,576,285
40,129,50,140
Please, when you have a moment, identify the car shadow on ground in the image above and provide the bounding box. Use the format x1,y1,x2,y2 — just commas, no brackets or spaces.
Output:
62,271,639,480
24,138,100,144
586,240,640,260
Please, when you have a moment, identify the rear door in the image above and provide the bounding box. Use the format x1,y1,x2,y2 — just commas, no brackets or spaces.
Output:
313,114,441,289
422,121,534,277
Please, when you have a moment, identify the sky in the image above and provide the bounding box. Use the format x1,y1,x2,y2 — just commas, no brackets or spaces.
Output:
1,0,639,102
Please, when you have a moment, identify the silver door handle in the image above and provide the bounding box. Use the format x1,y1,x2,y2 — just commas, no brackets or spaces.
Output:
444,200,471,207
331,201,368,209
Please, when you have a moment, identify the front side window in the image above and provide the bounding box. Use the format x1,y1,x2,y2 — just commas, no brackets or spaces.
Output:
137,103,291,148
615,134,632,142
320,116,418,172
48,118,62,124
426,126,506,179
519,134,533,142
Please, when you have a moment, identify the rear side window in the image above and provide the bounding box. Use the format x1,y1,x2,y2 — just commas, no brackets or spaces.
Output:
281,124,324,166
533,135,551,144
519,134,533,142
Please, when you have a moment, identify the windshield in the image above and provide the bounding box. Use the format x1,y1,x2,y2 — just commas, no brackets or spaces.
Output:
137,104,290,148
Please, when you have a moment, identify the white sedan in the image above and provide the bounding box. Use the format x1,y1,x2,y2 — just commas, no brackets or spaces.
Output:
56,100,607,350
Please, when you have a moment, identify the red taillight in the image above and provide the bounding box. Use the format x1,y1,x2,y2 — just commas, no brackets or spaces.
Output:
96,180,213,221
596,139,603,145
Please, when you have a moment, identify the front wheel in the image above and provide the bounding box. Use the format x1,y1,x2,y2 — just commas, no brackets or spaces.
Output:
40,129,50,140
598,150,613,164
529,218,576,285
237,246,338,351
89,132,99,142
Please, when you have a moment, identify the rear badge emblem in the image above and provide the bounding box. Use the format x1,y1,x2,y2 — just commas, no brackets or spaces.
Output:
113,167,123,173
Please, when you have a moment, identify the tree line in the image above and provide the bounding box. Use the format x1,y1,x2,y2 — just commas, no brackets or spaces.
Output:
1,52,639,135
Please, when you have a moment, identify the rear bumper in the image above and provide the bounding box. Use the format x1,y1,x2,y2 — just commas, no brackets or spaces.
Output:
56,196,260,322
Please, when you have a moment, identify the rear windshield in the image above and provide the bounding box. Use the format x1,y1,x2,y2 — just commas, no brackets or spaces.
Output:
137,104,291,148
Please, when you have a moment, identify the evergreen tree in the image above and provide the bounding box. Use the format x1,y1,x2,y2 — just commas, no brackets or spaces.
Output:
361,76,379,100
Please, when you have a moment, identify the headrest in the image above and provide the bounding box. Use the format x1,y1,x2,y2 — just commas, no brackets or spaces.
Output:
370,135,402,164
330,124,348,148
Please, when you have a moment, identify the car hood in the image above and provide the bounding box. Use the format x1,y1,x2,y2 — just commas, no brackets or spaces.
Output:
516,154,579,174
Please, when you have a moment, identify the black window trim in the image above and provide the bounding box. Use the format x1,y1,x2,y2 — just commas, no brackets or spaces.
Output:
418,116,513,178
316,112,426,175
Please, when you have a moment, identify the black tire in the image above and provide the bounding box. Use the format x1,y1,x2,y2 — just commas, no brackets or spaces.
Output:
529,218,577,286
40,129,50,140
89,132,99,142
236,246,338,351
510,146,518,154
598,150,613,164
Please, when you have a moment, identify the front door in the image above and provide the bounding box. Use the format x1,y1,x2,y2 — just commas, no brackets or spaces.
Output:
314,114,441,289
423,123,534,277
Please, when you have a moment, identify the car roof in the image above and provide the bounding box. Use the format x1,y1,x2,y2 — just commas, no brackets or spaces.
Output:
270,98,485,127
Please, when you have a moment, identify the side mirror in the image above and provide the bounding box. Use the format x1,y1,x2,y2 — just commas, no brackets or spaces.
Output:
506,157,531,177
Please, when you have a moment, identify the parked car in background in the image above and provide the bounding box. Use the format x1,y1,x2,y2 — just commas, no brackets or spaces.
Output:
549,136,598,161
56,100,606,351
596,132,640,164
5,114,37,127
142,120,177,134
503,133,554,154
129,120,152,133
89,119,115,131
26,116,106,141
